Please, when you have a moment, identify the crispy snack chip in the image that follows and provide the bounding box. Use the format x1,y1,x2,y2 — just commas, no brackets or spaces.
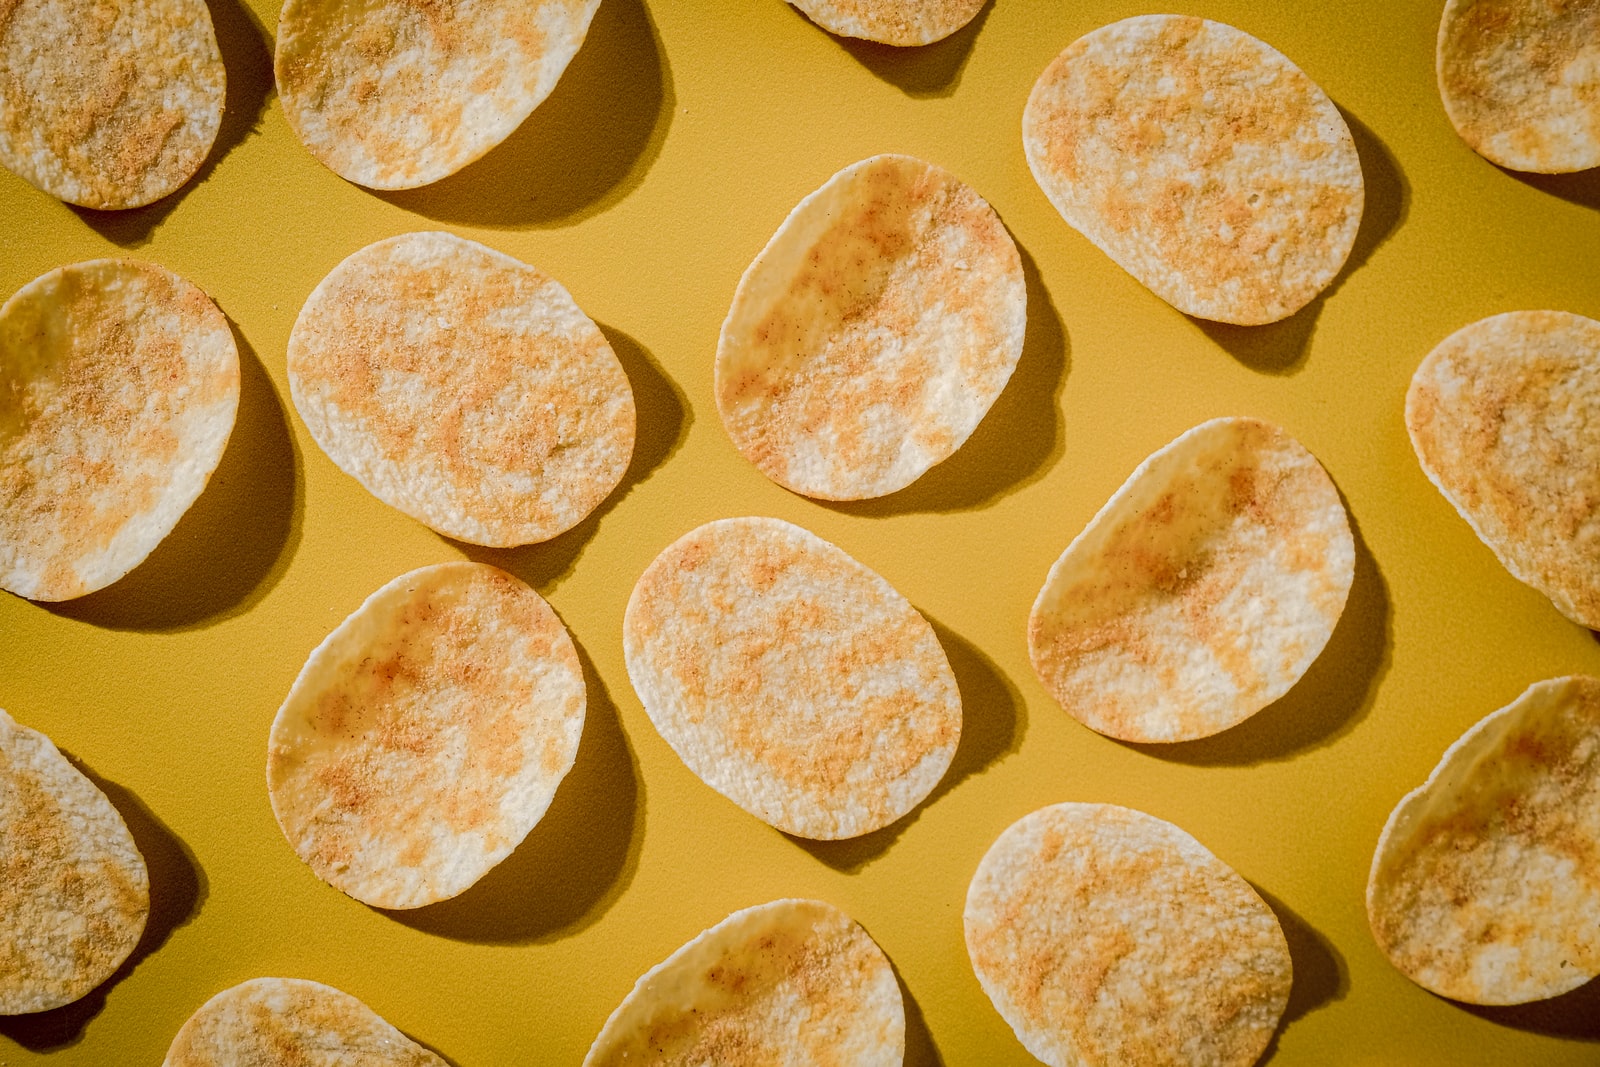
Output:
1023,15,1363,325
164,977,445,1066
785,0,986,46
0,0,224,208
624,517,960,839
0,710,148,1015
288,231,635,548
268,562,586,909
275,0,599,188
1368,676,1600,1004
965,803,1291,1067
0,260,240,601
717,154,1025,500
1437,0,1600,173
1407,310,1600,628
1029,417,1353,743
584,899,904,1066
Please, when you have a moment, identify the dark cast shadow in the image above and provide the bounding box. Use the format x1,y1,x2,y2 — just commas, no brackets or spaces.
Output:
1253,887,1347,1063
892,959,946,1067
793,0,991,99
1506,166,1600,212
1458,977,1600,1041
401,1031,465,1067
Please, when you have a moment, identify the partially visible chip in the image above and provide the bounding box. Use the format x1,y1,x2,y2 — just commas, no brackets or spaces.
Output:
584,898,904,1066
0,709,148,1015
1023,15,1364,325
1407,310,1600,628
164,977,445,1066
965,803,1291,1067
1368,676,1600,1004
0,260,240,601
623,517,960,839
288,231,635,548
785,0,986,46
268,562,586,910
1029,417,1353,743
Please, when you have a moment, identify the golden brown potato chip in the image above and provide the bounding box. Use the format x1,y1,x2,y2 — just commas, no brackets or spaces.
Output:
1368,676,1600,1004
1407,310,1600,628
785,0,986,46
164,977,446,1066
288,231,635,548
584,899,904,1066
1023,15,1364,325
623,517,960,839
716,154,1025,500
0,0,224,208
965,803,1291,1067
1437,0,1600,173
275,0,599,189
268,562,586,909
0,259,240,601
1029,417,1353,743
0,709,148,1015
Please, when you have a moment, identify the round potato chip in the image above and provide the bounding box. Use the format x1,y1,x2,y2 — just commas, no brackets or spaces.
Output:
275,0,600,189
1437,0,1600,173
585,898,904,1066
1023,15,1364,325
0,259,241,601
1368,676,1600,1005
288,231,635,548
268,562,586,910
0,0,224,209
965,803,1292,1067
0,709,148,1015
1407,310,1600,628
623,517,960,839
1028,417,1353,743
716,154,1025,500
164,977,445,1066
785,0,986,46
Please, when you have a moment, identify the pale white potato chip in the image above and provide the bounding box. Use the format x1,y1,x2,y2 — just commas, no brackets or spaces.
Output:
288,231,635,548
965,803,1291,1067
584,898,904,1066
717,154,1025,500
268,561,586,910
1029,417,1353,743
1023,15,1364,325
624,517,960,839
0,259,240,601
785,0,986,46
1368,675,1600,1005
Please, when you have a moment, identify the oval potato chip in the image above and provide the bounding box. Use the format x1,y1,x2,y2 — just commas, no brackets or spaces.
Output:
785,0,986,46
1406,310,1600,628
584,898,904,1066
275,0,600,189
288,231,635,548
0,709,148,1015
1023,15,1364,325
623,517,960,839
716,153,1025,501
0,0,224,208
0,259,241,601
1437,0,1600,173
1028,417,1354,743
268,562,586,910
965,803,1292,1067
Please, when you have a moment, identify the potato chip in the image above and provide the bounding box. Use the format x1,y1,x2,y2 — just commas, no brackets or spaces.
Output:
584,898,904,1066
275,0,599,189
1437,0,1600,173
1022,15,1364,325
965,803,1291,1067
624,517,959,839
0,259,240,601
1029,417,1353,743
785,0,986,46
164,977,445,1066
268,561,585,909
716,154,1025,500
1407,310,1600,628
0,709,148,1015
288,231,635,548
0,0,224,209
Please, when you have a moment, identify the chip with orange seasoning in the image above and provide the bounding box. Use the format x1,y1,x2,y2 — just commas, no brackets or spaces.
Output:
785,0,986,46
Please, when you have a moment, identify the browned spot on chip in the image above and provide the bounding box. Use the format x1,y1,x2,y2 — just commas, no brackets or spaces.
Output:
785,0,985,46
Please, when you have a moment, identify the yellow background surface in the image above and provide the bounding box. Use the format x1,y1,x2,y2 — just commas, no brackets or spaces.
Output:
4,0,1600,1063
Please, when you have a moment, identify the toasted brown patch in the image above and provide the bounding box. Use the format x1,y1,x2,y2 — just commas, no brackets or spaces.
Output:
785,0,985,45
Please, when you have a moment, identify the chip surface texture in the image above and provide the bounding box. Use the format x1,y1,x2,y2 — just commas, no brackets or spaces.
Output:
785,0,987,46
